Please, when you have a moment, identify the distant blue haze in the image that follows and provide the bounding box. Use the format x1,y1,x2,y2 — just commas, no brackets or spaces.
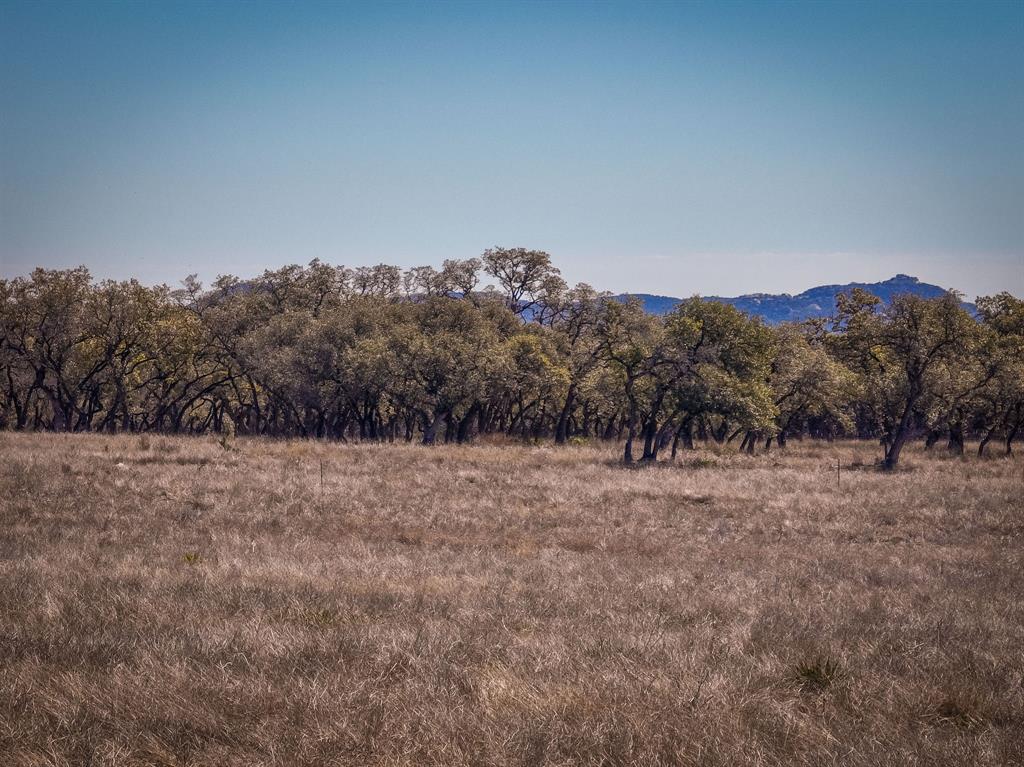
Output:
619,273,975,324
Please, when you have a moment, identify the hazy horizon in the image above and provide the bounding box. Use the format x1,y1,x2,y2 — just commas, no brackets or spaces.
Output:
0,251,999,303
2,0,1022,297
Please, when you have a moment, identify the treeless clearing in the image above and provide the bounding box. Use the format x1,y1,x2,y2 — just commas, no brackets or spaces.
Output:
1,432,1021,766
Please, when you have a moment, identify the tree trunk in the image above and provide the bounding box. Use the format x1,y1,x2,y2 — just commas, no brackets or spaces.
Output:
623,405,638,464
422,407,448,446
581,403,593,438
554,385,576,445
603,415,618,441
682,417,695,450
978,425,998,457
947,423,965,455
640,419,657,462
883,429,910,470
670,416,695,460
946,423,962,454
883,388,920,470
457,403,479,444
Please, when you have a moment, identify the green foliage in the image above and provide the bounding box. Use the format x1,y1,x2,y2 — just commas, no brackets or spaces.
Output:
829,292,995,465
2,252,1019,464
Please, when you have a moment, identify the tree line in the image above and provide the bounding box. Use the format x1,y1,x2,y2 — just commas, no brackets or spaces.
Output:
2,248,1022,467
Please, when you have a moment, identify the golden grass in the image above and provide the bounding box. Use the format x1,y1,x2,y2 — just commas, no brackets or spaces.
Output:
1,432,1022,766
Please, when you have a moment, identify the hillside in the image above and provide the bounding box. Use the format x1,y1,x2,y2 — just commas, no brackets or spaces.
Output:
620,274,973,324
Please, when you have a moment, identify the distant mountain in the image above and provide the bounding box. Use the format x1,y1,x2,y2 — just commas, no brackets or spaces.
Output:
616,275,975,324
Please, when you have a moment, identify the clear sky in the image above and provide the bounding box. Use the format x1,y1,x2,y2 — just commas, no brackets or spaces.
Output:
1,0,1022,299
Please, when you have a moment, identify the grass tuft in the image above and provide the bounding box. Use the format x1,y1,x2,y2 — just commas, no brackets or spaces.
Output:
792,656,842,693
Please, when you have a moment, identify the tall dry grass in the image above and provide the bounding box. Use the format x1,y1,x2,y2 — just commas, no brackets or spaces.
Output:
0,432,1021,766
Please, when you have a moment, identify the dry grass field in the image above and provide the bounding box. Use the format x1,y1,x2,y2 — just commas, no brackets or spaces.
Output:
0,432,1021,766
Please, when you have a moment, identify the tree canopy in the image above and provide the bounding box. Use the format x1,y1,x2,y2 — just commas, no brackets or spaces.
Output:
2,251,1019,465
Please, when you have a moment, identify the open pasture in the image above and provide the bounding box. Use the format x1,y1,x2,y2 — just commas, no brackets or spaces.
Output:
1,433,1021,766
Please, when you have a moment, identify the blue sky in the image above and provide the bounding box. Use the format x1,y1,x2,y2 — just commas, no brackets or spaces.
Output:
1,0,1021,298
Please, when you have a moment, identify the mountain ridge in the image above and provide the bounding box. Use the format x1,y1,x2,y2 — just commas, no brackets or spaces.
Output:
616,274,975,324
